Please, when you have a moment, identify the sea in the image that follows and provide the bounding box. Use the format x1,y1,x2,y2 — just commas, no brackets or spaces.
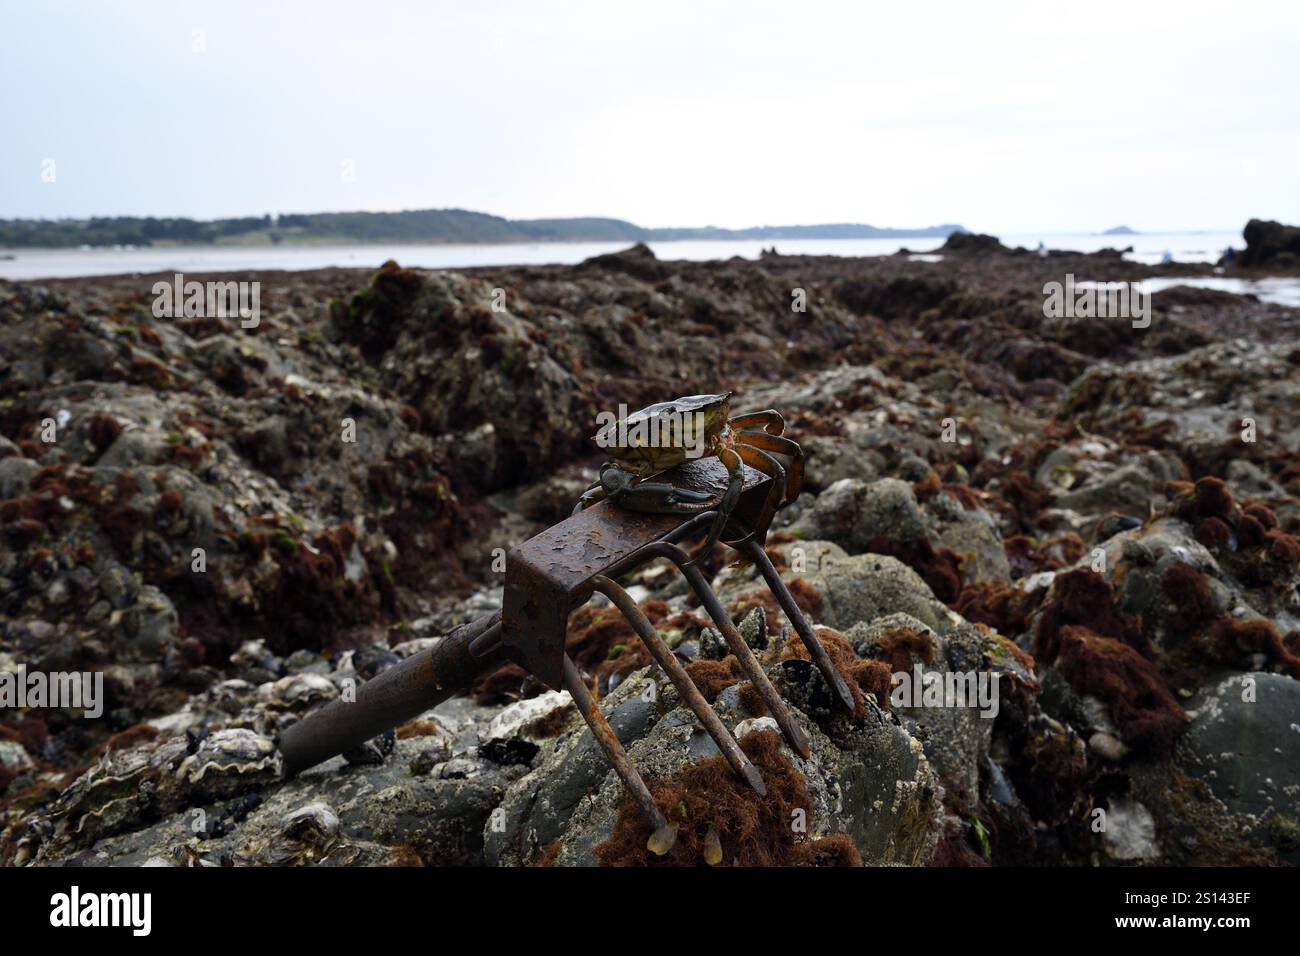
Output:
2,229,1296,306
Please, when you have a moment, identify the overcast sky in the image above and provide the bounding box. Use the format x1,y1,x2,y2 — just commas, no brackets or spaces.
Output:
2,0,1297,233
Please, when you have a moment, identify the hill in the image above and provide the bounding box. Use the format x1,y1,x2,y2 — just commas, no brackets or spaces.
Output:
0,208,965,249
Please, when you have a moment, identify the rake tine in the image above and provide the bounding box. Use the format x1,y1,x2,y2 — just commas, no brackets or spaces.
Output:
735,538,858,713
561,654,677,854
592,576,766,795
642,542,812,759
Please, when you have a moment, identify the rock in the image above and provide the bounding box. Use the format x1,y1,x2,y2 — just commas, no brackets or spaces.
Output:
737,605,768,650
1078,515,1295,659
96,429,171,468
795,478,929,552
579,243,666,282
3,229,1297,869
835,274,958,320
800,435,881,491
479,690,576,764
1088,731,1129,762
1102,798,1160,861
99,564,138,610
845,614,1002,806
0,455,38,497
484,671,662,866
1177,672,1300,864
804,550,953,634
32,723,519,866
118,586,180,661
1064,340,1300,460
1237,218,1300,269
792,478,1008,588
941,232,1007,255
716,540,950,635
563,686,933,866
735,715,780,739
30,728,282,858
0,739,36,774
1036,437,1181,525
513,475,590,525
925,492,1010,584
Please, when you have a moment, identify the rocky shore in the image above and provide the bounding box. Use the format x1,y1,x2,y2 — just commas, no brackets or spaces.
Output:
2,231,1298,866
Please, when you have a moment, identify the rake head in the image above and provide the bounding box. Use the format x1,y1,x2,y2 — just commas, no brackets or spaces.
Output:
279,424,853,859
500,440,855,854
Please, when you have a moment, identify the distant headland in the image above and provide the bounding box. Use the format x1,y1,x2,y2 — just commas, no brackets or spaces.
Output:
0,209,968,250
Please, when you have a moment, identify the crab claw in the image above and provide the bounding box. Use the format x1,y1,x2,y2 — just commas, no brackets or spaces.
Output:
617,481,713,511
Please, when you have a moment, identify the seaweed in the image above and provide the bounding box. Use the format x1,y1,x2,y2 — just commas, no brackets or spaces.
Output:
729,576,823,634
1192,516,1232,550
1160,563,1218,636
1053,626,1187,756
954,579,1041,637
683,656,745,702
1035,568,1149,663
1209,618,1300,679
593,729,837,866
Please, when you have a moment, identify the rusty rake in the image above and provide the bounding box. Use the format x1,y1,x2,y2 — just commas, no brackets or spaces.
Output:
280,435,854,854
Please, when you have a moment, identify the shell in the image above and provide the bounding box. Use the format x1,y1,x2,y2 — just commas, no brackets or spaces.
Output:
603,393,730,431
174,728,282,790
592,393,732,465
258,672,339,710
40,728,281,857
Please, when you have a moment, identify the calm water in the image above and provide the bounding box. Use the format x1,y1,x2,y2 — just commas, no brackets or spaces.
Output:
1137,276,1300,308
0,230,1246,281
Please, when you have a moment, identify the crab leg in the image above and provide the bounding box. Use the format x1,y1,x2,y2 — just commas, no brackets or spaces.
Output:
614,480,713,510
561,654,678,855
681,445,744,566
592,576,766,795
729,409,786,435
737,429,804,502
641,541,811,758
571,480,606,515
734,443,786,544
734,537,858,714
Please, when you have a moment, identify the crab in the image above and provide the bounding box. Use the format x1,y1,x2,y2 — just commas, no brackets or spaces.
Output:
573,392,804,562
282,397,859,856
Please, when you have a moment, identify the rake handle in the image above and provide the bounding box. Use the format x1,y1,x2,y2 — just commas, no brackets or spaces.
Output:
278,611,504,777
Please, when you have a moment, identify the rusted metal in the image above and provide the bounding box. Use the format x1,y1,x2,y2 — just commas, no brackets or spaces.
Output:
502,455,775,690
736,537,859,713
279,612,503,777
562,654,676,854
281,418,857,840
592,575,766,795
637,541,812,759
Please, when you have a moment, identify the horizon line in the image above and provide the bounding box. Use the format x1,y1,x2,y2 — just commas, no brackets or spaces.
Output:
0,205,1252,239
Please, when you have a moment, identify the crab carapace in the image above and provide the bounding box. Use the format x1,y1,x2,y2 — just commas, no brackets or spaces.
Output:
574,393,804,564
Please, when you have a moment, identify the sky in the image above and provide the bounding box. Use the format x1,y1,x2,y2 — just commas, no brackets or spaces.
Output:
1,0,1297,234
